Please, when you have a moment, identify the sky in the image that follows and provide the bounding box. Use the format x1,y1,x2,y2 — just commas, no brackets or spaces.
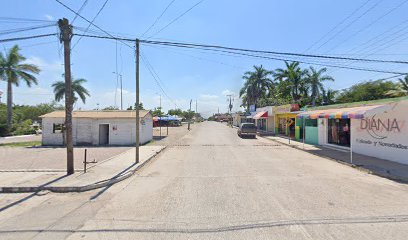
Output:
1,0,408,117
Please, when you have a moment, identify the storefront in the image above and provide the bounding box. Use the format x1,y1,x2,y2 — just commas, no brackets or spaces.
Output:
253,106,275,132
296,100,408,165
273,104,300,138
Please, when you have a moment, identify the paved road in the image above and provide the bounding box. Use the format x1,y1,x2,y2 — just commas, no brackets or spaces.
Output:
1,121,408,239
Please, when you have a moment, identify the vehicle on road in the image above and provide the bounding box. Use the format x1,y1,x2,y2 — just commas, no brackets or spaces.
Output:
237,123,257,138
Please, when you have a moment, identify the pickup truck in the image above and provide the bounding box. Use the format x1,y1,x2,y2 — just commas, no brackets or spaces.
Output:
237,123,257,138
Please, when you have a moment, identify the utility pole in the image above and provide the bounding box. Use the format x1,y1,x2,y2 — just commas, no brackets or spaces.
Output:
159,94,162,137
188,99,192,130
135,38,140,164
226,94,233,127
58,18,74,175
112,72,123,110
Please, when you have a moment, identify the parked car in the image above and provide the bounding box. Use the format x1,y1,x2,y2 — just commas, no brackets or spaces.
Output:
237,123,257,138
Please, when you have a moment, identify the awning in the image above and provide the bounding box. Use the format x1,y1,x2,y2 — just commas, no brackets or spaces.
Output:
253,111,268,119
297,105,388,119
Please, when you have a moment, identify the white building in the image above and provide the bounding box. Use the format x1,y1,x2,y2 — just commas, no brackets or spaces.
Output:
40,110,153,146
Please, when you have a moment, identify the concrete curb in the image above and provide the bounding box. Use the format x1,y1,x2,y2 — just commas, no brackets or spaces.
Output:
262,136,408,184
0,146,166,193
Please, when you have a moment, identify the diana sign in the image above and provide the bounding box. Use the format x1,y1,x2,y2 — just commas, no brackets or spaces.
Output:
360,116,402,139
352,101,408,165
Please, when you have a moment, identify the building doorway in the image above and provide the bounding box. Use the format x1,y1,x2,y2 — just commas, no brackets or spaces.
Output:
99,124,109,145
328,119,350,147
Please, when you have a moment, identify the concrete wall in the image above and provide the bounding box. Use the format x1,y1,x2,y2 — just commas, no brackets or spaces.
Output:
42,114,153,146
351,101,408,165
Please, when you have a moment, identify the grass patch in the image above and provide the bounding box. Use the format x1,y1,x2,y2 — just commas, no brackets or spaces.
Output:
0,141,42,147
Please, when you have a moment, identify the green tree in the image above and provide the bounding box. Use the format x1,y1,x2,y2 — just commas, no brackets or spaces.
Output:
239,65,273,110
387,75,408,97
322,88,338,105
52,77,90,104
336,80,397,103
103,106,119,110
151,107,164,117
273,61,307,103
0,45,40,126
168,108,183,116
305,67,334,106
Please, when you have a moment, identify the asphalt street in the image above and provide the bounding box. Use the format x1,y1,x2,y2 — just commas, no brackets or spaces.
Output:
1,121,408,239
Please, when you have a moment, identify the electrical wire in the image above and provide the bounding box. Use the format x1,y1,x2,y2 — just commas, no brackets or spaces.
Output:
72,0,89,24
71,0,110,50
326,0,408,53
145,0,204,39
312,0,383,53
140,0,177,38
0,33,57,43
303,0,373,53
0,24,56,36
140,51,178,108
54,0,134,49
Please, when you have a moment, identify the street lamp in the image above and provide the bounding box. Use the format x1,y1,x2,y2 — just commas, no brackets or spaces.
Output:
112,71,123,110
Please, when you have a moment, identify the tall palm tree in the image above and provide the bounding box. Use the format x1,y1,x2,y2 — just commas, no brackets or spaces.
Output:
305,66,334,106
0,45,40,126
273,61,307,103
385,75,408,97
52,77,90,104
239,65,273,110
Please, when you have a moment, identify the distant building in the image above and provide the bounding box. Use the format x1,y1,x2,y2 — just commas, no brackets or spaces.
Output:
40,110,153,146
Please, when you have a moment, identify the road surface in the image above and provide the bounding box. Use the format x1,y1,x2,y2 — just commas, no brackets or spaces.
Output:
1,121,408,239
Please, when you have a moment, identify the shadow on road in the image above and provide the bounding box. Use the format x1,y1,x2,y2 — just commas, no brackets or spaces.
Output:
0,174,68,212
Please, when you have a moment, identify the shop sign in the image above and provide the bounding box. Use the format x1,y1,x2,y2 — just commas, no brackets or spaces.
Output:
358,115,404,140
249,105,256,113
273,104,299,114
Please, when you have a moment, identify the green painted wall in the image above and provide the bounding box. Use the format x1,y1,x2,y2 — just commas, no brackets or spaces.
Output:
305,126,319,145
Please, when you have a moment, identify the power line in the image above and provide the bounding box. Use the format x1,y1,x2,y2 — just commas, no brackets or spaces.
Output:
146,0,205,39
140,51,178,108
303,0,373,53
0,24,56,36
140,0,177,38
71,0,110,50
326,0,408,53
0,33,57,43
66,33,408,74
72,0,89,24
313,0,383,52
73,33,408,64
54,0,133,49
0,17,54,23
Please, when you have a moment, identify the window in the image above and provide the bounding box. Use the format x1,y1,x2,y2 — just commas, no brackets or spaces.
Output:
53,123,65,133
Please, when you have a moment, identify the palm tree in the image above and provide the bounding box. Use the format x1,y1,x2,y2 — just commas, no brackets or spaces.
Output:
323,88,338,105
273,61,307,103
386,75,408,97
52,77,90,104
305,67,334,106
239,65,273,110
0,45,40,126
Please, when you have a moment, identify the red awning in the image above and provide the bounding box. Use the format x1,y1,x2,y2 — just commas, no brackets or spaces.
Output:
253,111,268,119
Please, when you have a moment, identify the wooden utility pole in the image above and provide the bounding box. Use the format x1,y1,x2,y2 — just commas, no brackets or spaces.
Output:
135,39,140,164
58,18,74,175
188,99,192,130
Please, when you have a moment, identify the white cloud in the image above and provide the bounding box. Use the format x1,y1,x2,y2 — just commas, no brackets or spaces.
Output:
44,14,54,21
222,89,234,96
199,94,219,100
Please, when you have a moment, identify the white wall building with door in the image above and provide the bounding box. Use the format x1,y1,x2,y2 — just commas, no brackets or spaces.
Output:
40,110,153,146
298,99,408,165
